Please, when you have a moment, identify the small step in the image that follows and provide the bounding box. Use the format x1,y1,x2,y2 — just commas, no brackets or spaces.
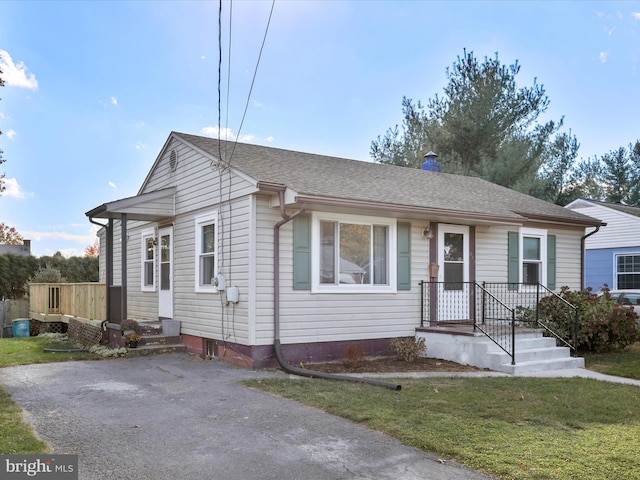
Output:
497,356,585,374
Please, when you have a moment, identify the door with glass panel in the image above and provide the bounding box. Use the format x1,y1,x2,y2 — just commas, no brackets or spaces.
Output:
158,226,173,318
437,225,469,322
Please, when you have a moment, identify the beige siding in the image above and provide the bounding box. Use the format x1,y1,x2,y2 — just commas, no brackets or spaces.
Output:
254,207,428,346
476,223,582,291
103,136,256,343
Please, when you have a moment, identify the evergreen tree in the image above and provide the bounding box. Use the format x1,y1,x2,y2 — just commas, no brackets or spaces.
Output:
371,50,563,196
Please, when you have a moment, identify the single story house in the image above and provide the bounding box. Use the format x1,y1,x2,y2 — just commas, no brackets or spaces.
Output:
565,199,640,291
86,132,603,368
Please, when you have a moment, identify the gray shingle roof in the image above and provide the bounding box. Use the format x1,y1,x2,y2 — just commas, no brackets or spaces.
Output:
174,132,601,227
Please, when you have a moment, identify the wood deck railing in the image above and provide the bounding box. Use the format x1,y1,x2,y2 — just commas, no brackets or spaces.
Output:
29,283,107,322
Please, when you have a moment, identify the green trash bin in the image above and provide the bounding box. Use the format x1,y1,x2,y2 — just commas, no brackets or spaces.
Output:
12,319,31,338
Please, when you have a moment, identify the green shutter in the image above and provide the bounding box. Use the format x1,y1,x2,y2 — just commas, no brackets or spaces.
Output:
293,214,311,290
397,222,411,290
508,231,519,290
547,234,556,290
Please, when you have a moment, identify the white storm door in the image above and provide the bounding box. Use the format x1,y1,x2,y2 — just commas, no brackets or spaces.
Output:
158,226,173,319
437,225,469,322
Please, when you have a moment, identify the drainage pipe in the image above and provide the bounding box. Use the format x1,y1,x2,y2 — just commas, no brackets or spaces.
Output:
263,185,401,391
580,226,600,291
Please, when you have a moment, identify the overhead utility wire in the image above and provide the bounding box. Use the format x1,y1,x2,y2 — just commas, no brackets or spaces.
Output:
228,0,275,163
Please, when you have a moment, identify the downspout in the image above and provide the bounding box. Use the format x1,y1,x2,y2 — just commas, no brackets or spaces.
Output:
267,187,401,391
580,226,600,291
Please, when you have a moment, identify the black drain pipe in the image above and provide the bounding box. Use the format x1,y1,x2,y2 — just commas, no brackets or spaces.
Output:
263,184,401,391
580,226,600,291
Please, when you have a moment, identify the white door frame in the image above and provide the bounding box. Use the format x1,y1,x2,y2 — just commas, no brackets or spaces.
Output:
437,224,470,322
158,226,173,319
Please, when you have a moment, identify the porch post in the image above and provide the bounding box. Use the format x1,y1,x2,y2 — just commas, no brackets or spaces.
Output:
121,213,127,321
107,219,113,321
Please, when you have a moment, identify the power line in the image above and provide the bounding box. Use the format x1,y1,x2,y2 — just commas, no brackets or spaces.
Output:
229,0,275,163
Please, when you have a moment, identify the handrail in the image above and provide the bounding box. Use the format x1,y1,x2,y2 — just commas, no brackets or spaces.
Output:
420,281,580,365
535,284,579,353
474,282,516,365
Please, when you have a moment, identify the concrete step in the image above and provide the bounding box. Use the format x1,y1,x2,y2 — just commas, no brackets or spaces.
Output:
418,328,584,374
497,356,585,374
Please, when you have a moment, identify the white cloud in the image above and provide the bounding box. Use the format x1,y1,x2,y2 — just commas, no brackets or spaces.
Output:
2,177,27,198
23,229,97,246
135,142,147,150
6,129,16,139
0,49,38,90
253,100,264,108
110,96,118,106
200,126,273,145
633,12,640,20
599,51,609,63
108,181,117,189
0,112,5,120
201,125,236,139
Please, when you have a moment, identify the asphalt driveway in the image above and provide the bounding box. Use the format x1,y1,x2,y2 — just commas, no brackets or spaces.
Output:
0,354,495,480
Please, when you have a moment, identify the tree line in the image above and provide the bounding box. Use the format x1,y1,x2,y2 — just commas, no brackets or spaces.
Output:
0,252,99,299
371,49,640,207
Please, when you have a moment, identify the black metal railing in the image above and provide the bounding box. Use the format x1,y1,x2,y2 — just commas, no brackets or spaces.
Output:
419,281,579,364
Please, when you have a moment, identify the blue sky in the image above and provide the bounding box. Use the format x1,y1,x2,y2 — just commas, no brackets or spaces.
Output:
1,1,639,257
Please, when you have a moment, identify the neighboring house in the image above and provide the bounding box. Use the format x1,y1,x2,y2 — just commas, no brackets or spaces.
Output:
0,240,31,256
565,199,640,292
86,132,602,368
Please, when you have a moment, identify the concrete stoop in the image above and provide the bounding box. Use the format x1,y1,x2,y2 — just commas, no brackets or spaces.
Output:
127,321,187,357
417,328,584,374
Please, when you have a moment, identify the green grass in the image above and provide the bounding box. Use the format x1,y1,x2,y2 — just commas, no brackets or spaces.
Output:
244,376,640,480
584,342,640,379
0,335,101,368
0,386,50,454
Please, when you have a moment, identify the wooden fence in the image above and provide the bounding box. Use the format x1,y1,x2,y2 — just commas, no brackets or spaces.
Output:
29,283,107,322
1,298,30,336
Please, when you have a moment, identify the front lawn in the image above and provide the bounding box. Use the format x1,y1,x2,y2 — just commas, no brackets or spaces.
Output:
0,335,101,368
245,376,640,480
585,342,640,380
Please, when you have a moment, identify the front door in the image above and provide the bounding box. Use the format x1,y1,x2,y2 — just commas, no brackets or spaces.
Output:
158,226,173,319
437,224,469,322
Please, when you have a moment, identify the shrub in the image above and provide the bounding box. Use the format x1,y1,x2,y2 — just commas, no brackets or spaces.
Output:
538,287,640,353
342,344,366,368
389,337,426,362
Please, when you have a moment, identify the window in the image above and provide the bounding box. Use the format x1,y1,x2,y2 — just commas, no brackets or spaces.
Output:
141,229,156,291
195,211,218,292
519,228,547,286
616,254,640,289
312,213,396,293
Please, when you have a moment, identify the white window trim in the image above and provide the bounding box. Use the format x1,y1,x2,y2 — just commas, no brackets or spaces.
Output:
311,212,397,294
195,210,219,293
141,228,156,292
519,227,547,289
614,252,640,290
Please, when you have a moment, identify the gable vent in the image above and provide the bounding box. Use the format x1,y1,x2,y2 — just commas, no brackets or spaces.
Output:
169,149,178,172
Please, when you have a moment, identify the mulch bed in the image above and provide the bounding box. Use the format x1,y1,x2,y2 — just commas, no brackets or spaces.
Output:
305,356,486,374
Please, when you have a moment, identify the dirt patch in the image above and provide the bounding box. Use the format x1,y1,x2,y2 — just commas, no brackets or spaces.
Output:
305,356,486,374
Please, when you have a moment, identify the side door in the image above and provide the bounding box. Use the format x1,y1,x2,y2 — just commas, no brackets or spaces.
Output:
158,226,173,319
